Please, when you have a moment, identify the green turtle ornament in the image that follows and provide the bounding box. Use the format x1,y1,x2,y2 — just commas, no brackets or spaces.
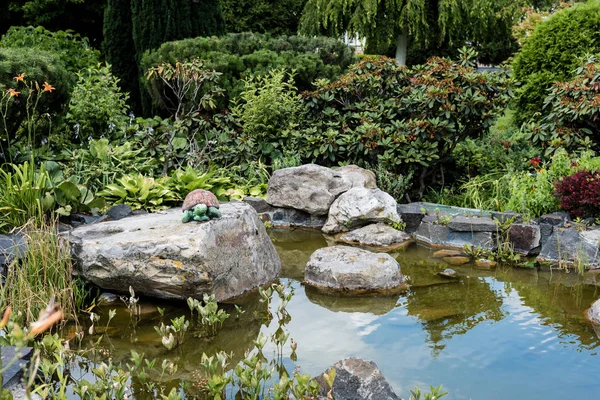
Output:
181,189,222,223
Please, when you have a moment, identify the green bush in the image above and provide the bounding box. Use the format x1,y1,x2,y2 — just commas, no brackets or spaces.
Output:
294,50,511,198
140,32,355,108
231,69,302,163
66,64,130,141
0,48,71,147
528,56,600,155
512,0,600,123
0,26,100,75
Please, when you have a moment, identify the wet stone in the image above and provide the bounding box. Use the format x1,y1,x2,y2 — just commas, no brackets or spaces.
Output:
443,256,470,266
432,249,464,258
438,268,459,279
415,222,496,251
475,259,497,269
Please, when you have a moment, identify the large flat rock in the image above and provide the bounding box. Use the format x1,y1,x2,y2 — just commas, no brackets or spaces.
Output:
414,222,496,251
337,223,412,251
537,228,600,268
70,202,281,302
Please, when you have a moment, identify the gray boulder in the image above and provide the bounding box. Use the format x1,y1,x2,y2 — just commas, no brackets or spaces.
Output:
448,215,497,232
334,165,377,189
508,223,541,256
316,358,400,400
70,202,281,302
305,246,405,292
338,223,411,250
323,188,400,234
414,222,496,251
588,298,600,325
0,234,26,266
537,228,600,268
266,164,351,215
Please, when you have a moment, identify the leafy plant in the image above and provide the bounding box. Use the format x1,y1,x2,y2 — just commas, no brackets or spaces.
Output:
97,174,177,211
187,294,229,337
554,170,600,219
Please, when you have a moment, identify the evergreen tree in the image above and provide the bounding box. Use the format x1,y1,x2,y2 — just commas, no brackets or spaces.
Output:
103,0,139,108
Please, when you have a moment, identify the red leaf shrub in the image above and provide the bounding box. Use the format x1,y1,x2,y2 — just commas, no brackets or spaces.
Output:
554,170,600,219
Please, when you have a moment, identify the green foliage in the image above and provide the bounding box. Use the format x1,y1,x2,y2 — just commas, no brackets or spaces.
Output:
0,48,71,146
140,32,355,107
512,0,600,123
231,69,303,163
97,174,177,211
103,0,138,107
59,138,160,193
221,0,307,36
0,26,100,75
295,50,511,197
529,56,600,154
0,160,53,233
66,64,130,141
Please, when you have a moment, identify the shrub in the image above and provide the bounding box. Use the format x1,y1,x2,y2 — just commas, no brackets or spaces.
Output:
140,32,355,108
529,56,600,155
555,170,600,219
512,0,600,123
231,69,302,163
66,64,130,141
0,26,100,75
294,49,511,198
0,48,71,147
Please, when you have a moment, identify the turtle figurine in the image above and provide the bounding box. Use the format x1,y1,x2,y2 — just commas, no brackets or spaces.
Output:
181,189,222,223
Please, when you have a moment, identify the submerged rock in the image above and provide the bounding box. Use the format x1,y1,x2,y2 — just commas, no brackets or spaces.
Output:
437,268,459,279
443,256,470,266
432,249,464,258
475,259,497,269
266,164,351,215
315,358,400,400
305,246,405,293
323,188,400,234
588,298,600,325
337,223,412,250
70,202,281,302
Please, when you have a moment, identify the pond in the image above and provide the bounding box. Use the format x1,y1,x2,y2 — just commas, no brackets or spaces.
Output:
72,229,600,400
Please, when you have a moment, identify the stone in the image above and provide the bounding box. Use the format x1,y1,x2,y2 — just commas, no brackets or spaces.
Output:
305,246,405,293
448,215,497,232
315,358,400,400
443,256,470,266
269,207,327,229
70,202,281,302
539,223,554,247
243,197,275,214
475,259,497,269
539,213,567,227
537,228,600,268
337,223,412,250
97,292,121,305
491,211,522,224
334,165,377,189
588,298,600,325
322,188,400,234
508,223,541,256
70,213,105,226
266,164,351,215
414,222,496,251
1,346,33,389
432,249,463,258
0,233,26,266
106,204,133,221
437,268,458,279
396,203,426,233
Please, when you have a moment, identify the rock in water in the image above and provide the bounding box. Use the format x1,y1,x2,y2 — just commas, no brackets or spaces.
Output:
266,164,352,215
305,246,405,293
70,202,281,302
322,188,401,234
337,223,412,250
588,298,600,325
316,358,400,400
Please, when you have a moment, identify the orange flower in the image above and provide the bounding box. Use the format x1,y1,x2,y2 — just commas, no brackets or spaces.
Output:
28,310,63,336
42,82,55,93
14,73,25,82
0,307,11,329
6,88,20,97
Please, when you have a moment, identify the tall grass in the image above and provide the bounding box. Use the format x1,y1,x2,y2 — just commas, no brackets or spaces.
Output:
0,219,86,324
0,158,52,234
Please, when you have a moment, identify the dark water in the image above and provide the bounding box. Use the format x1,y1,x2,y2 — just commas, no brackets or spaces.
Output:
75,229,600,399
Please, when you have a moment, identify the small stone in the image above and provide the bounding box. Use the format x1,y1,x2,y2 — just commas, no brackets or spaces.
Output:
432,249,464,258
107,204,133,221
587,298,600,325
97,292,121,305
475,259,497,269
442,256,470,266
437,268,458,278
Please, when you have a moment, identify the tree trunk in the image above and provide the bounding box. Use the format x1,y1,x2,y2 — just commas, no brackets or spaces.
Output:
395,28,408,66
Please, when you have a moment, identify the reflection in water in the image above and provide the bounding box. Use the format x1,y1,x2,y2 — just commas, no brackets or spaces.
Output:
70,230,600,400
